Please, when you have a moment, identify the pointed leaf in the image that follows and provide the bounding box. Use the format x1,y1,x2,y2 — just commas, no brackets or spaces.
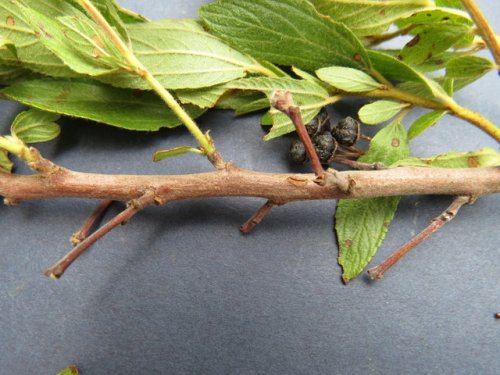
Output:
153,146,202,162
368,50,449,99
316,67,381,92
336,121,410,282
2,79,205,131
446,56,495,78
11,109,60,144
359,100,410,124
396,8,472,28
226,77,330,140
399,23,471,65
19,6,123,76
392,148,500,168
312,0,433,36
98,19,266,90
408,110,447,139
199,0,371,71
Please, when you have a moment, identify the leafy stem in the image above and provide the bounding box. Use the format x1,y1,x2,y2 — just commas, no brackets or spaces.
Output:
461,0,500,72
76,0,220,163
364,87,500,141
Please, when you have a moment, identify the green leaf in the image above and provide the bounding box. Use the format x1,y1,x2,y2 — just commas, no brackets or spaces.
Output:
336,121,410,282
0,1,78,77
2,79,205,131
392,148,500,168
316,66,381,92
399,23,471,65
0,35,17,57
176,84,228,108
226,77,330,140
408,110,447,139
19,6,123,76
0,150,13,173
98,19,266,90
368,50,448,99
11,109,61,144
216,91,267,111
396,8,472,28
359,100,410,124
446,56,495,78
435,0,464,9
199,0,371,71
234,98,270,116
312,0,433,37
57,365,79,375
153,146,202,162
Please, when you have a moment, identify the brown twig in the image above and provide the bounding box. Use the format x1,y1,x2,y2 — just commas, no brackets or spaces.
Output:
368,196,472,280
44,191,156,279
240,200,279,234
271,90,326,179
461,0,500,72
330,157,387,171
70,199,114,245
0,166,498,203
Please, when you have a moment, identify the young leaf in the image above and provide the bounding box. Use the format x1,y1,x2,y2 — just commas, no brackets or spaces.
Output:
2,79,205,131
0,150,13,173
367,50,448,99
56,365,79,375
216,91,267,111
11,109,61,144
445,56,495,78
336,121,410,282
408,110,447,139
392,148,500,168
19,6,123,76
98,19,267,90
153,146,202,162
399,23,471,65
359,100,410,125
316,67,381,92
226,77,330,140
311,0,433,37
199,0,371,71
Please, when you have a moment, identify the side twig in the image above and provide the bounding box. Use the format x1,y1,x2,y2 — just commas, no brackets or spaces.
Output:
240,200,279,234
271,90,326,179
368,195,472,280
330,157,387,171
461,0,500,71
70,199,114,246
45,191,156,279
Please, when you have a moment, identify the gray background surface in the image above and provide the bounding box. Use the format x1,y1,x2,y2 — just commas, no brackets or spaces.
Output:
0,1,499,374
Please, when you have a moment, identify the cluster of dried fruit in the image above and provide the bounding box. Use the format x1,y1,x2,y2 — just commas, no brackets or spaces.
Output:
289,109,362,164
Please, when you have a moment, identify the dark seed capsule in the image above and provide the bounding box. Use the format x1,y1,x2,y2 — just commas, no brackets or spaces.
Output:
305,108,331,136
290,140,307,164
313,133,338,163
495,312,500,319
331,116,361,147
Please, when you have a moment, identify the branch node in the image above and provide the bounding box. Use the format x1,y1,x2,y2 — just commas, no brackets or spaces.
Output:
271,90,326,178
3,197,20,206
70,199,114,246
